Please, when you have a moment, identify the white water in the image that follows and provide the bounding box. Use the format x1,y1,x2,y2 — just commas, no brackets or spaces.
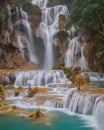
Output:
5,2,104,130
87,72,104,81
4,69,104,130
21,19,38,64
32,0,47,9
17,35,26,60
66,92,102,115
32,0,69,69
66,91,104,130
14,70,70,88
16,7,38,64
7,4,11,27
65,37,89,71
94,100,104,130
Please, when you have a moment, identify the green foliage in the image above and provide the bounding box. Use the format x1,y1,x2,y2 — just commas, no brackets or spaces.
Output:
95,44,104,58
22,1,41,15
0,86,3,92
53,62,65,70
0,8,6,22
0,0,14,5
6,0,14,4
14,0,31,6
66,0,104,57
48,0,71,7
0,0,14,24
56,31,69,43
48,0,63,7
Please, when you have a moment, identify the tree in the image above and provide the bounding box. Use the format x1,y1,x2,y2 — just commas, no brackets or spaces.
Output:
74,75,88,91
66,0,104,57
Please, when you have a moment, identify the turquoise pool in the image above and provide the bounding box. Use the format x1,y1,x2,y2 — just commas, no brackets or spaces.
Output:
90,81,104,88
0,111,95,130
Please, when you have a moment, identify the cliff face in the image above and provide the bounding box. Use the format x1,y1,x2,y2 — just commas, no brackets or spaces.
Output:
0,22,24,69
0,3,42,69
0,2,103,72
56,14,104,72
84,42,104,72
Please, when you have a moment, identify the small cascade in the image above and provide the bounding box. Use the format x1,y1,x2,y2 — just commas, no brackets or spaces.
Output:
66,91,104,130
65,37,89,71
14,70,70,88
16,7,38,64
21,19,38,64
66,92,102,115
44,100,64,108
17,35,26,60
32,0,69,69
86,72,104,81
7,4,12,27
94,100,104,130
32,0,47,9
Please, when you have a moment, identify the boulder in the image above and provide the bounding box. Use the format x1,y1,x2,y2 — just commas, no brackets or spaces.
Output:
27,109,44,119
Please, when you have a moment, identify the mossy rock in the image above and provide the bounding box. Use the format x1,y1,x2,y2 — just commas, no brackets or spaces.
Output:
28,87,47,98
0,85,3,92
28,109,44,119
53,62,64,70
14,87,23,96
0,85,4,100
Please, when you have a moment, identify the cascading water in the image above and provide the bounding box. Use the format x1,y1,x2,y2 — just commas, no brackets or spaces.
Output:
17,35,26,60
4,3,104,130
32,0,47,9
66,91,104,130
65,36,89,71
94,100,104,130
87,72,104,81
66,92,102,115
14,70,70,88
32,0,69,69
16,7,38,64
7,4,11,27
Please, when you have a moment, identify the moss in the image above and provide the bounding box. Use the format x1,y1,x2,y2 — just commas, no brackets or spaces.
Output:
56,31,69,43
78,85,104,95
0,8,6,22
22,2,41,15
0,85,3,92
47,0,70,7
53,62,65,70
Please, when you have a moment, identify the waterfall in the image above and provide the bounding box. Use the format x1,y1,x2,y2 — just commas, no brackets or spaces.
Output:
32,0,69,69
94,100,104,130
17,35,26,60
14,70,70,88
16,7,38,64
43,100,64,108
65,37,89,71
66,91,104,130
66,92,102,115
7,4,11,27
87,72,104,81
21,19,38,64
32,0,47,9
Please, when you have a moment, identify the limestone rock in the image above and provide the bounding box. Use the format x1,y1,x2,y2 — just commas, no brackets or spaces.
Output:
14,87,23,97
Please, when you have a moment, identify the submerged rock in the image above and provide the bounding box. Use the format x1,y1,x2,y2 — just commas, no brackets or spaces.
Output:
27,109,44,119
